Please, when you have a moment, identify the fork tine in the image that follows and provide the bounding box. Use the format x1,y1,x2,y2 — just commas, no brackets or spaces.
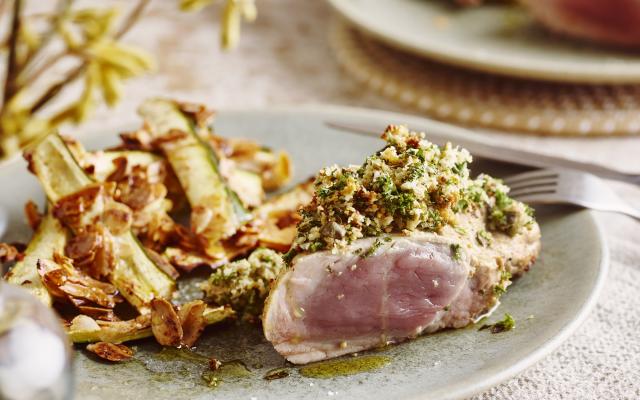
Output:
504,169,640,220
508,179,558,191
509,188,557,200
508,191,564,204
502,169,559,186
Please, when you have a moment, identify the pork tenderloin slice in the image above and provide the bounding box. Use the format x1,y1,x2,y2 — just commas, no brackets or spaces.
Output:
262,235,470,364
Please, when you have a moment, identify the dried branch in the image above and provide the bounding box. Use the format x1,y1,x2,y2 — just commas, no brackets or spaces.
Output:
18,0,75,82
21,51,70,86
29,0,150,114
0,0,7,19
3,0,23,106
115,0,150,38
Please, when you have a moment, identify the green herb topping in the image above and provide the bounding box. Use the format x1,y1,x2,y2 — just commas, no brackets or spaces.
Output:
493,269,513,297
203,248,285,320
475,230,493,247
450,243,462,261
479,313,515,334
292,125,535,253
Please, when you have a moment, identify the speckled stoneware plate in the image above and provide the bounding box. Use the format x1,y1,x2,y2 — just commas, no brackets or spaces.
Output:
328,0,640,83
0,106,608,400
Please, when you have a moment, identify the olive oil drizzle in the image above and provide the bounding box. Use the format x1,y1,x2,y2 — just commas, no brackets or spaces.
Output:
299,355,391,379
201,360,251,387
138,346,390,387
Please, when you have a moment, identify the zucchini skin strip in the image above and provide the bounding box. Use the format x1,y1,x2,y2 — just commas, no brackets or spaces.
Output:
138,99,251,258
25,133,175,312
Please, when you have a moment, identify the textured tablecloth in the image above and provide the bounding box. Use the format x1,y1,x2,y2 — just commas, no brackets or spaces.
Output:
44,1,640,398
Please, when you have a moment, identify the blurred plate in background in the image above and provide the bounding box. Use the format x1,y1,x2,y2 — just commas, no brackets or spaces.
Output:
328,0,640,83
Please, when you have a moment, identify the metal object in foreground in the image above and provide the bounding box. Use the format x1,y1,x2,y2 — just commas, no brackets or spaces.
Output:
504,169,640,221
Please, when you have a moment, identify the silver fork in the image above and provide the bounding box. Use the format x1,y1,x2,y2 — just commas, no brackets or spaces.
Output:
503,169,640,221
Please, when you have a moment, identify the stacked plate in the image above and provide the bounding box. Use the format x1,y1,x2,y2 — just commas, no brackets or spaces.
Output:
328,0,640,136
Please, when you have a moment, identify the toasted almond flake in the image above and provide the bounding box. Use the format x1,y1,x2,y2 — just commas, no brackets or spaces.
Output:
0,243,21,263
178,300,206,347
105,157,128,182
24,200,42,231
78,305,117,321
102,206,133,236
38,256,122,309
209,358,222,371
150,298,183,346
69,314,101,333
86,342,134,362
145,248,179,279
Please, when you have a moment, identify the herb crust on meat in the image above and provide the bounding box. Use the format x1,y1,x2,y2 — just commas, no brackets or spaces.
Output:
291,125,535,255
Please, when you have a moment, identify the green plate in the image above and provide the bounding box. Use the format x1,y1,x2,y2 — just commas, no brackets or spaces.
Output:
0,106,608,399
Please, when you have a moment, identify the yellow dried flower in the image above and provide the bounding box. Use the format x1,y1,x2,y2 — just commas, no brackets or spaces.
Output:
180,0,256,49
0,96,51,154
86,40,155,77
57,20,82,49
180,0,216,12
238,0,257,22
0,0,257,159
49,63,99,126
97,64,123,106
76,62,99,122
71,8,119,42
19,21,40,52
221,0,241,49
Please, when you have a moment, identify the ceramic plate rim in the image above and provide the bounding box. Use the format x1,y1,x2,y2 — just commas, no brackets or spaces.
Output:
0,104,610,399
327,0,640,84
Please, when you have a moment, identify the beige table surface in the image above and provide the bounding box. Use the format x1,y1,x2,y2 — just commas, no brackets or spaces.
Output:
45,1,640,398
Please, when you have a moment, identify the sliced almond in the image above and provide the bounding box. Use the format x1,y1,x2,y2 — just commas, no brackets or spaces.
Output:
58,282,117,308
37,256,122,308
65,232,101,262
150,298,183,346
77,305,118,321
102,206,133,236
24,200,42,231
145,248,179,280
105,156,128,182
178,300,206,347
69,314,101,333
0,243,20,264
86,342,134,362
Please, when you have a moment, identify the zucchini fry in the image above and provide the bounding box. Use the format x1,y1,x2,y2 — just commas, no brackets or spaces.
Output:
209,135,292,192
138,98,251,258
4,212,67,306
225,167,264,209
24,133,175,312
67,305,234,344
